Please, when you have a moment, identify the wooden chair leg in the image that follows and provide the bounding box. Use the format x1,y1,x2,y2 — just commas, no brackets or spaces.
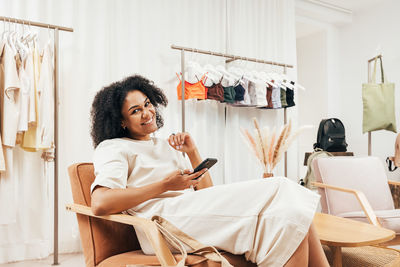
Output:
329,246,342,267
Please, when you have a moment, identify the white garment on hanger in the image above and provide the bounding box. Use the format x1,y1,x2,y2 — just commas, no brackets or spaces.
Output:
271,84,281,109
236,78,251,105
0,40,6,171
17,56,31,132
247,81,257,105
24,50,36,125
1,41,21,147
255,83,268,106
36,43,54,149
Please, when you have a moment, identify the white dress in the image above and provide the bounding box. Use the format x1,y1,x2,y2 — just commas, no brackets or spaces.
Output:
92,137,319,267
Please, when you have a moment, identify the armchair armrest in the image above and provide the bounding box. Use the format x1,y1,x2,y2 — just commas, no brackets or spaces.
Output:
388,180,400,187
311,182,381,227
66,203,177,266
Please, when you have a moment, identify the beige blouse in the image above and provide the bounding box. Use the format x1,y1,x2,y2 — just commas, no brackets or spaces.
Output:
91,137,192,199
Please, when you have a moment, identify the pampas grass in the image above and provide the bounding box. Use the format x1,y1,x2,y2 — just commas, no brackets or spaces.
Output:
240,118,310,175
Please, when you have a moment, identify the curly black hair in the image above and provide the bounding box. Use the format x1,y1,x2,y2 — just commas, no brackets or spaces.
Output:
90,75,168,147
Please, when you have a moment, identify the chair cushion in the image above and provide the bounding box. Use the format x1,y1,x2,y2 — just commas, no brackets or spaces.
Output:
97,250,257,267
338,209,400,234
315,157,395,215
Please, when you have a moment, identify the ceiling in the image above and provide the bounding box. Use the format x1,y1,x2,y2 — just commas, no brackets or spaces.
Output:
295,0,383,39
320,0,382,12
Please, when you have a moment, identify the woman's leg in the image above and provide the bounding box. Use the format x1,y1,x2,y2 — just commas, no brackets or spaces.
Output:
308,223,330,267
284,232,309,267
284,223,329,267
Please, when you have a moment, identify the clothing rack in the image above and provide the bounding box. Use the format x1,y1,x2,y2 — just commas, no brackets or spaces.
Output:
171,44,293,177
366,54,382,156
0,16,73,265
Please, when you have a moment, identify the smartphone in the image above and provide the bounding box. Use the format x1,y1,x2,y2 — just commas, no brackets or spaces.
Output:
192,158,218,180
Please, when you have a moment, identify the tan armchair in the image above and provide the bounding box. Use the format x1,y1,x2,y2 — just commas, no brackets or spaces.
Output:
66,162,256,267
311,156,400,245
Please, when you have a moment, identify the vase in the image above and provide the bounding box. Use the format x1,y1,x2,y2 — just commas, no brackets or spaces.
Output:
263,173,273,178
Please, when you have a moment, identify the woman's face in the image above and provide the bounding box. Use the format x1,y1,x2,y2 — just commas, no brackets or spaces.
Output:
121,90,157,140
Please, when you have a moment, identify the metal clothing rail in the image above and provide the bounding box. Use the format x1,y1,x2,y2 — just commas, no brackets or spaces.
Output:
366,54,382,156
171,44,293,177
171,44,294,68
0,16,73,265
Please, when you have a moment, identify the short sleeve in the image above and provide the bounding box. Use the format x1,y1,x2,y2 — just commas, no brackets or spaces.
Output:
91,140,129,193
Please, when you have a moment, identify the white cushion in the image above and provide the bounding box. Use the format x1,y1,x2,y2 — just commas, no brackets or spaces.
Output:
315,157,394,215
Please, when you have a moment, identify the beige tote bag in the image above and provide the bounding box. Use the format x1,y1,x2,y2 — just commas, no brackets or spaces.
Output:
362,56,397,133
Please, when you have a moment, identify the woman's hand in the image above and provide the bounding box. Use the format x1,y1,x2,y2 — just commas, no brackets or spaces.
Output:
168,132,197,154
163,169,207,191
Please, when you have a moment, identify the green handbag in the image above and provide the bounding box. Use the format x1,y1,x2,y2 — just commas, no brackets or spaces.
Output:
362,56,397,133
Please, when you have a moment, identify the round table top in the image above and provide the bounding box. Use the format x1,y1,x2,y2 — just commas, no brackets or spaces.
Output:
314,213,395,247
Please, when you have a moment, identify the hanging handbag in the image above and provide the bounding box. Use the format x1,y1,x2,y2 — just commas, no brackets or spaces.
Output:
386,133,400,172
362,56,397,133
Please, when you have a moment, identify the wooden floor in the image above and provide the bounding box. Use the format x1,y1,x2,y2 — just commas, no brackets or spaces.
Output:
0,253,84,267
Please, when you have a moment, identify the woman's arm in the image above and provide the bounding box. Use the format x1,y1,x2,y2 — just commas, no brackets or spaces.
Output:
186,148,213,190
91,169,204,216
168,132,213,190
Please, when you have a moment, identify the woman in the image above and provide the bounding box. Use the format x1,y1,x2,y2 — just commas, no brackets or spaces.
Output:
90,75,329,267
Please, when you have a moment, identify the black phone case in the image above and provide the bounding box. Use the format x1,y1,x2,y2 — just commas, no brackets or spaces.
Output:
192,158,217,179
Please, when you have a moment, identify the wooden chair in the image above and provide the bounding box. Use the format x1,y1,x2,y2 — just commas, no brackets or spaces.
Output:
312,156,400,245
66,162,256,267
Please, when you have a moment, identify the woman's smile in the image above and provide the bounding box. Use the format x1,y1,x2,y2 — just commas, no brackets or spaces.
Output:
142,116,154,125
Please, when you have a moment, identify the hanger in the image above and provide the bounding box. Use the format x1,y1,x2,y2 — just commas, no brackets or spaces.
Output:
1,18,7,40
15,22,29,59
226,56,242,82
26,21,38,45
276,65,293,90
202,51,222,85
46,24,52,45
21,21,32,44
215,65,236,86
228,61,244,79
183,48,203,84
241,58,258,84
7,19,18,54
203,61,223,83
248,59,270,86
229,58,248,85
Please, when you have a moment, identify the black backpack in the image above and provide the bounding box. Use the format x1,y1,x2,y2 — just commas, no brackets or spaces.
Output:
313,118,348,152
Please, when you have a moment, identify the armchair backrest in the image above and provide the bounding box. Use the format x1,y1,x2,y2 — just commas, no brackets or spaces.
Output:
68,163,140,267
313,156,395,216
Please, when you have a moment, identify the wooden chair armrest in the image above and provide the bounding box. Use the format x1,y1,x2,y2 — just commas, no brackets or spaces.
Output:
311,182,381,227
66,203,177,266
388,180,400,187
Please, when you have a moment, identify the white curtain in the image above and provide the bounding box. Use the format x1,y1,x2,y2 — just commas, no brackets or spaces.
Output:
0,0,296,263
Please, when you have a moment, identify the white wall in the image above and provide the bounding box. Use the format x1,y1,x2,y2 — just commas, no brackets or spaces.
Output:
336,0,400,180
297,30,328,174
296,0,400,180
